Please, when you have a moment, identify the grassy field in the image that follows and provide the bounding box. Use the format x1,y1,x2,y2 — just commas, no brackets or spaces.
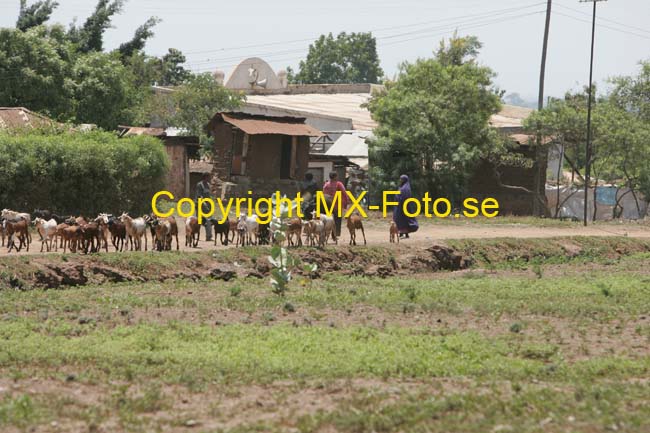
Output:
1,239,650,432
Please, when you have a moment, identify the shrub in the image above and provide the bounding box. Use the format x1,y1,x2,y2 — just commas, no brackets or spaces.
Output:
0,130,169,215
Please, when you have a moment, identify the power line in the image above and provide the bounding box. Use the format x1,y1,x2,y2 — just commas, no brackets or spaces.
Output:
553,10,650,41
184,4,546,66
187,10,546,72
554,1,650,35
182,1,546,56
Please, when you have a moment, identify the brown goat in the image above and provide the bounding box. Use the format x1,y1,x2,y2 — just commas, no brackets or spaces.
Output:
228,219,238,244
347,214,366,246
389,221,399,244
185,216,200,248
6,220,29,253
79,222,102,254
287,217,303,247
61,226,82,253
167,216,179,250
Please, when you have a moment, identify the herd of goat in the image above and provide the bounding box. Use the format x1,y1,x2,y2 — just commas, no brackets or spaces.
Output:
0,208,396,254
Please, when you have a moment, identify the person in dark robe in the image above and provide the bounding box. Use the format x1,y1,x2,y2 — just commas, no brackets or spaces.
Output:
195,173,213,242
393,174,419,239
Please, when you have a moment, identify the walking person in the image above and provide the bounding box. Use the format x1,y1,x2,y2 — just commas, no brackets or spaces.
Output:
300,172,319,218
322,171,348,237
393,174,419,239
195,172,213,242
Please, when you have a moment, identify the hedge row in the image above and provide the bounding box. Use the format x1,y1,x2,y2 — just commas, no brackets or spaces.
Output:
0,131,169,215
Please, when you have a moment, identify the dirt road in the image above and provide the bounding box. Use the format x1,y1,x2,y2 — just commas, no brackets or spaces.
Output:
2,217,649,257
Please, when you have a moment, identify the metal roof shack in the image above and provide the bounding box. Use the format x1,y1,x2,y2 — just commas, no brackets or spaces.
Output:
207,112,322,137
207,112,321,200
0,107,55,130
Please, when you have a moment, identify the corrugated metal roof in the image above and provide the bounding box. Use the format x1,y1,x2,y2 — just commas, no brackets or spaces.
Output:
246,93,532,131
325,131,372,158
490,105,534,128
218,113,322,136
0,107,54,130
246,93,377,130
510,133,552,145
118,126,166,137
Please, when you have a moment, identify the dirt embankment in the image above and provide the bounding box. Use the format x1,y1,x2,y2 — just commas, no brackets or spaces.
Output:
1,237,649,290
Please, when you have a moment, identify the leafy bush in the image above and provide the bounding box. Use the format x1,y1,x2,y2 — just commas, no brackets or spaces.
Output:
0,130,169,215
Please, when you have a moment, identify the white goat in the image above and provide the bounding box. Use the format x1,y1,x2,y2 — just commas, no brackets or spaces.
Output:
33,218,58,252
119,213,148,251
312,212,337,245
238,213,259,246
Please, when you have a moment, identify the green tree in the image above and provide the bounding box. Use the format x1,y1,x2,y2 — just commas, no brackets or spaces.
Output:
151,73,244,146
16,0,59,31
526,86,650,218
160,48,191,86
0,26,74,120
118,17,161,59
367,35,501,201
610,60,650,122
290,32,383,84
67,0,124,53
69,52,138,129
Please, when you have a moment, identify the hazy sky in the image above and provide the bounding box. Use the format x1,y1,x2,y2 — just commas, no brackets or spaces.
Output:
1,0,648,101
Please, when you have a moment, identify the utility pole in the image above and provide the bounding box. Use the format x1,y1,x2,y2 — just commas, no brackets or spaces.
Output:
581,0,607,226
534,0,552,216
538,0,552,113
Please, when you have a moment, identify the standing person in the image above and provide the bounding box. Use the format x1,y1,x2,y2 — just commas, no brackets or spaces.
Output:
322,171,348,237
195,172,213,242
393,174,419,239
300,172,319,217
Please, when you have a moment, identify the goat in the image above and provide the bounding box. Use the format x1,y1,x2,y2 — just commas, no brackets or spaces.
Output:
213,219,231,246
34,218,58,252
61,225,82,253
346,213,367,246
0,218,5,247
167,217,179,250
185,216,200,248
228,219,238,244
389,221,399,244
2,209,32,243
120,214,148,251
79,221,103,254
312,212,337,245
236,219,247,247
287,217,303,247
308,219,326,248
54,223,69,250
302,220,315,246
153,219,171,251
32,209,52,220
237,213,259,246
258,222,270,246
94,214,112,252
6,220,29,253
104,216,126,252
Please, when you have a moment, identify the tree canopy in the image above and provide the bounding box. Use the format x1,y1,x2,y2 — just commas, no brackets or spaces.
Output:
367,35,501,201
16,0,58,31
288,32,384,84
0,0,194,130
526,61,650,217
151,73,244,147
